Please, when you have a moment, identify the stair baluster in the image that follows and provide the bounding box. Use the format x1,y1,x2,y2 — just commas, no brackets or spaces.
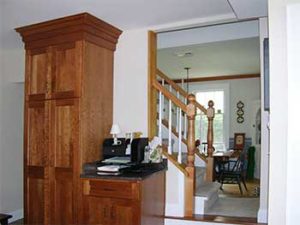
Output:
178,106,183,164
158,79,165,144
168,85,172,154
206,100,215,182
176,91,180,133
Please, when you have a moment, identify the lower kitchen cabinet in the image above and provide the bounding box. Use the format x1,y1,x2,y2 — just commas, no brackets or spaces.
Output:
80,171,165,225
83,197,138,225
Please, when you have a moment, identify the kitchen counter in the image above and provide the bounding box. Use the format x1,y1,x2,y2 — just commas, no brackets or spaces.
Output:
80,160,167,180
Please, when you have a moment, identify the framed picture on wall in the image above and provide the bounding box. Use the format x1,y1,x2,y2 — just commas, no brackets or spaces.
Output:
234,133,245,150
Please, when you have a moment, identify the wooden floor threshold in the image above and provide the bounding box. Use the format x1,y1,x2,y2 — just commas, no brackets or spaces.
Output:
165,214,267,225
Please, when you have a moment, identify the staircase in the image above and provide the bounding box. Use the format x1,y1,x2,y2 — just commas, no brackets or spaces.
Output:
149,68,219,217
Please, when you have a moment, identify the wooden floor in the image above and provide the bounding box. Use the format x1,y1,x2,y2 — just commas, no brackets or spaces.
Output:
219,179,260,198
166,214,267,225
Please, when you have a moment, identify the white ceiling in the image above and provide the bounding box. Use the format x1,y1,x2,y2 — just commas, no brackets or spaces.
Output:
1,0,267,31
157,37,260,79
228,0,268,19
2,0,234,30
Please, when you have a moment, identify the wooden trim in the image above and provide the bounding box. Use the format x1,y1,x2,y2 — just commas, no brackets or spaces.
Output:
148,31,157,140
205,157,214,182
161,147,188,177
157,69,187,97
157,69,207,114
173,74,260,83
152,80,187,113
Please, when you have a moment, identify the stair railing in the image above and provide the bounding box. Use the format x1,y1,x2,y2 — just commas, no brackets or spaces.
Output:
155,69,214,166
152,69,215,216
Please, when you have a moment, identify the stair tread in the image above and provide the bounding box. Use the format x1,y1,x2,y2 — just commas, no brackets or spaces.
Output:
195,181,221,198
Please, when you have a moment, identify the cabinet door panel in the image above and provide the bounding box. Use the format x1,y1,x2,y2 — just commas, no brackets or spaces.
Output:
83,197,111,225
51,99,78,168
52,43,81,99
49,99,78,224
26,101,49,167
112,199,138,225
51,168,74,225
26,48,50,101
26,167,46,225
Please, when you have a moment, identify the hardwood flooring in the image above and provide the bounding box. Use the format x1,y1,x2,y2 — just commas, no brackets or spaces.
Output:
165,214,267,225
219,179,260,198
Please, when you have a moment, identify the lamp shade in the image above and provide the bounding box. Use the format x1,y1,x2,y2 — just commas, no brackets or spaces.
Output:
110,124,121,135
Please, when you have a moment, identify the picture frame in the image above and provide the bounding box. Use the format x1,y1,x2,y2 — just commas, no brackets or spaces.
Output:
234,133,245,150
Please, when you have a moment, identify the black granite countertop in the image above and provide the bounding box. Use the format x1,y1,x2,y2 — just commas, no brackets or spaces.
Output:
80,160,167,181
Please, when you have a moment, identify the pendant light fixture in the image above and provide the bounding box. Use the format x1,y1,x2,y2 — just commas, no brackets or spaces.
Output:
184,67,191,93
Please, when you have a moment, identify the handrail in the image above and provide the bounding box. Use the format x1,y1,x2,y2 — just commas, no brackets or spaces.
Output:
152,80,187,113
156,69,207,114
157,69,187,97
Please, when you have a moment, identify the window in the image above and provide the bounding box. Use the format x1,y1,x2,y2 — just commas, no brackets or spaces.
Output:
195,90,227,151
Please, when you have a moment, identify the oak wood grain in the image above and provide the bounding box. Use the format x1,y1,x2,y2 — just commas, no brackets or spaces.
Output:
81,171,165,225
19,13,121,225
148,31,157,139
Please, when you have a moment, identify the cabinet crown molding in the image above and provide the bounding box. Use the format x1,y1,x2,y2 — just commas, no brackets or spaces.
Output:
16,12,122,51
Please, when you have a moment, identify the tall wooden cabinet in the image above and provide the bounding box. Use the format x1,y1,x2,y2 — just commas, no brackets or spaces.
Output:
16,13,122,225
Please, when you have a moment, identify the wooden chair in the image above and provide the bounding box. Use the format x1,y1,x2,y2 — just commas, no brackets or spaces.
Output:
218,153,248,195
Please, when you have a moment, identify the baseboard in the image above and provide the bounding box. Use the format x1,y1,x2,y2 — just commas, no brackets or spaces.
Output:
165,203,184,217
257,207,268,223
8,208,23,223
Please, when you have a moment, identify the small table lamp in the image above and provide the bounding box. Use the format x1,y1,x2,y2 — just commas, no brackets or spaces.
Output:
110,124,121,145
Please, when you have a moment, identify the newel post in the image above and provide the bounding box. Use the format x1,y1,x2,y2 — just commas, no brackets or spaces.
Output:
185,94,196,216
206,100,215,182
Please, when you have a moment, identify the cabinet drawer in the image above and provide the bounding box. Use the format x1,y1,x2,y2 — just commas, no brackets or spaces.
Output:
83,179,140,200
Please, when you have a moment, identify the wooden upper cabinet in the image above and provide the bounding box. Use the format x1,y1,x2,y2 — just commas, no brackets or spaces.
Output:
16,13,122,101
17,13,122,225
26,49,50,101
51,43,81,99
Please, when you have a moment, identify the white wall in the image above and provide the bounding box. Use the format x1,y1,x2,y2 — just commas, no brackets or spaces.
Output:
189,78,260,141
269,1,300,224
258,17,269,223
268,0,288,224
0,2,24,220
286,3,300,224
113,29,149,136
